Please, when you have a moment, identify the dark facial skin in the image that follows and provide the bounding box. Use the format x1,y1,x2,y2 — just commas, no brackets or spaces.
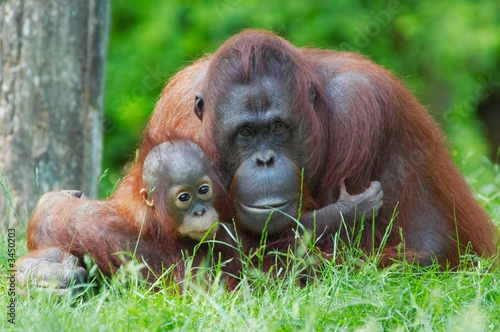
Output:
230,152,302,234
141,141,219,240
195,78,383,237
212,79,307,235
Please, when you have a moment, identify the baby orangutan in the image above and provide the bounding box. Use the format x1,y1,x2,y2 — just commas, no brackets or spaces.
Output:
17,140,226,294
140,140,220,240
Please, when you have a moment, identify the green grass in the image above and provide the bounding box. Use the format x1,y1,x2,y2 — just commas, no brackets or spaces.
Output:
1,242,499,331
1,163,500,331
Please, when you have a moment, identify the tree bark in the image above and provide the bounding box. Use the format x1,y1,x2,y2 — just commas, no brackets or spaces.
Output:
0,0,109,229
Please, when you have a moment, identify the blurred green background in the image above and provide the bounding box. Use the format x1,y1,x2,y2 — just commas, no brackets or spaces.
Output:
101,0,500,198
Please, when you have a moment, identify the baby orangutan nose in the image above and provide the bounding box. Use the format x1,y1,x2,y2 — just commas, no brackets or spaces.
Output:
193,205,207,217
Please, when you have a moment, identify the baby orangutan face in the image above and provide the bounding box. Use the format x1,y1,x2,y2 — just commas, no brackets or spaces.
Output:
166,174,219,240
141,140,220,240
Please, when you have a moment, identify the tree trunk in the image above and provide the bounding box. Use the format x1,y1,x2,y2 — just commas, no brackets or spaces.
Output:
0,0,109,230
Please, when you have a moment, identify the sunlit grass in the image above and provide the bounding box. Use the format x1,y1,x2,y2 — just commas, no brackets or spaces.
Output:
1,231,499,331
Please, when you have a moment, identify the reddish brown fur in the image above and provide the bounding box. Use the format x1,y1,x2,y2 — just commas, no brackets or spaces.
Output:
26,133,236,284
24,30,498,283
145,30,498,266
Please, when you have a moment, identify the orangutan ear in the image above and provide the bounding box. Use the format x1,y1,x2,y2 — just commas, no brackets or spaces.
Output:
140,188,154,207
194,92,204,121
308,80,316,104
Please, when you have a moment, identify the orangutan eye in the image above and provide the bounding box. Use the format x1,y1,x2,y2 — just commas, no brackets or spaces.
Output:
198,185,210,195
178,193,191,203
239,127,252,137
272,122,285,133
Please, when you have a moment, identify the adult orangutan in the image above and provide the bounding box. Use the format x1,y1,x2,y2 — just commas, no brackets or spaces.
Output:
18,30,497,291
146,30,498,265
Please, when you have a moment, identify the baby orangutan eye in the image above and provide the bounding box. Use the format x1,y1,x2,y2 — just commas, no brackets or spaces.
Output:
178,193,191,203
198,185,210,195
